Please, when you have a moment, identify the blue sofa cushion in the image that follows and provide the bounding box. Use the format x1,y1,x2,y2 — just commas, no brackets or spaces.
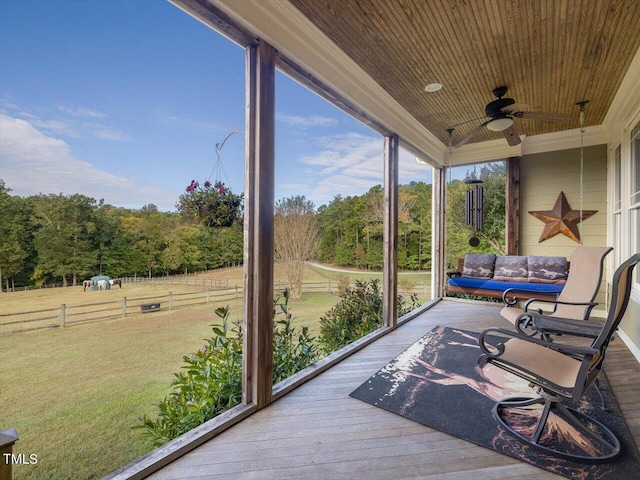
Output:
448,276,564,294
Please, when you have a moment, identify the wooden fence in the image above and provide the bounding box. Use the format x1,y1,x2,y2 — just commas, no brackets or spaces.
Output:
0,274,229,293
120,276,230,291
0,279,430,336
0,288,242,336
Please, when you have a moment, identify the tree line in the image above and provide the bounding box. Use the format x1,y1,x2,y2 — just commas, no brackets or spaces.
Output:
313,162,506,271
0,163,505,291
0,180,243,290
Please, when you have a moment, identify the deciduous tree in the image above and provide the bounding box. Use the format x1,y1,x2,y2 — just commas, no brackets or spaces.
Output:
31,193,98,286
274,195,319,299
0,181,28,291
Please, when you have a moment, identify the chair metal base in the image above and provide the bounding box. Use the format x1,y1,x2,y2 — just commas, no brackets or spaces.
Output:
494,393,620,463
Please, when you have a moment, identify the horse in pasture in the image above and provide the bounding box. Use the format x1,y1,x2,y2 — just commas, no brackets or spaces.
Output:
97,279,107,290
83,280,93,291
109,279,122,288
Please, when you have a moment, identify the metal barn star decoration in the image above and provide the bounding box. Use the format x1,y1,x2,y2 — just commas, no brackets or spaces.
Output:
528,192,597,243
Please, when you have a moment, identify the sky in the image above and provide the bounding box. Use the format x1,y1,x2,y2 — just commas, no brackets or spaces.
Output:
0,0,433,212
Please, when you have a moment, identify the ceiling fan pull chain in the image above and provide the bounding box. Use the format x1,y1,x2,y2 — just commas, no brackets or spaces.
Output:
576,100,589,245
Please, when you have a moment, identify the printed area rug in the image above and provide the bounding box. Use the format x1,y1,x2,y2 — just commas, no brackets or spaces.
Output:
350,325,640,480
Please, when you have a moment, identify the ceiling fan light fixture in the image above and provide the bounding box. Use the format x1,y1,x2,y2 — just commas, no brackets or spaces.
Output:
424,83,443,92
486,117,513,132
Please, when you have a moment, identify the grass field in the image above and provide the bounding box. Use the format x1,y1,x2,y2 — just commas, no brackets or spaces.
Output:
0,264,430,479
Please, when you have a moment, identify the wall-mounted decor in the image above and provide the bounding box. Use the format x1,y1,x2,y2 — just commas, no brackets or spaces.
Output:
528,191,597,243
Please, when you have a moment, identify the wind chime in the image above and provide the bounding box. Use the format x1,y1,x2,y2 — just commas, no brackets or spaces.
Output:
447,127,484,248
464,166,484,247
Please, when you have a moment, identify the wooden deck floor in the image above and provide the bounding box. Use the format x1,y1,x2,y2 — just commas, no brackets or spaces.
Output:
148,300,640,480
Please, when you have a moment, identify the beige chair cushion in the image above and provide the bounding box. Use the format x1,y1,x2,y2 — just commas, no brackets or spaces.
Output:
500,306,523,325
554,246,611,319
497,338,582,389
500,246,611,324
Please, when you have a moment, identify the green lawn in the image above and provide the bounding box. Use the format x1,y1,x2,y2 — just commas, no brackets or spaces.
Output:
0,289,339,479
1,306,215,479
0,264,430,479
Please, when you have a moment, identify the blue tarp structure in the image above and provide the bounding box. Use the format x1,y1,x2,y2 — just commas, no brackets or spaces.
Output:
90,275,111,291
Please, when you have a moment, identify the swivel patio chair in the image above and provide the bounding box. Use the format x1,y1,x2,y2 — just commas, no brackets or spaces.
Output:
477,253,639,462
500,246,612,329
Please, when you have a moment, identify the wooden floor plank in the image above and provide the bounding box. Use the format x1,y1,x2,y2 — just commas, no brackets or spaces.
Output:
147,300,639,480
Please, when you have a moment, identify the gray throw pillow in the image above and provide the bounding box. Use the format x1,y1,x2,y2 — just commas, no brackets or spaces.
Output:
494,256,528,282
462,253,496,278
528,256,568,284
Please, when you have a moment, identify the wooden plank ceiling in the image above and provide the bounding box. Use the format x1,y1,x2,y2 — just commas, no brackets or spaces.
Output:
289,0,640,147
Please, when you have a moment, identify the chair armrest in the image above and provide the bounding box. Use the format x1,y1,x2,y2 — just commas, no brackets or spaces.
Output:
478,326,598,367
501,287,560,306
523,298,597,314
516,312,603,338
502,287,534,306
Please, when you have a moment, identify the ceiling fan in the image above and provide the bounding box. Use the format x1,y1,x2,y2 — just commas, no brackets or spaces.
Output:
449,86,571,148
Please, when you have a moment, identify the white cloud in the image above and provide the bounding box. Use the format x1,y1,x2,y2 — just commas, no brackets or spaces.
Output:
0,113,173,210
0,95,20,112
398,147,434,184
276,113,338,128
1,100,127,142
83,123,129,141
293,132,434,206
21,114,79,137
57,105,106,118
297,132,383,205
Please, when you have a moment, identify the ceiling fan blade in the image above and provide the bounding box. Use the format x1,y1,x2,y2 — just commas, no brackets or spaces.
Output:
454,121,490,148
501,103,529,113
449,115,488,128
503,124,521,146
516,111,571,122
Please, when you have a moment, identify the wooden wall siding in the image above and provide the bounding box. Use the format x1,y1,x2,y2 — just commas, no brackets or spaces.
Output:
620,299,640,353
520,144,609,311
289,0,640,147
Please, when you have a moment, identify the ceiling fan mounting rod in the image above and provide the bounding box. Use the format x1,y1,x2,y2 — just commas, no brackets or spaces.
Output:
576,99,589,130
576,100,589,111
493,86,509,98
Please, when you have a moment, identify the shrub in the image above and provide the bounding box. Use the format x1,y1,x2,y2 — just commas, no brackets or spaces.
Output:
272,289,319,381
134,306,242,446
318,279,419,354
135,290,318,447
335,275,351,296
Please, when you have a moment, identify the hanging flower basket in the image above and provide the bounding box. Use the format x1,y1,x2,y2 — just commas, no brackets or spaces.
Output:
177,180,243,228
